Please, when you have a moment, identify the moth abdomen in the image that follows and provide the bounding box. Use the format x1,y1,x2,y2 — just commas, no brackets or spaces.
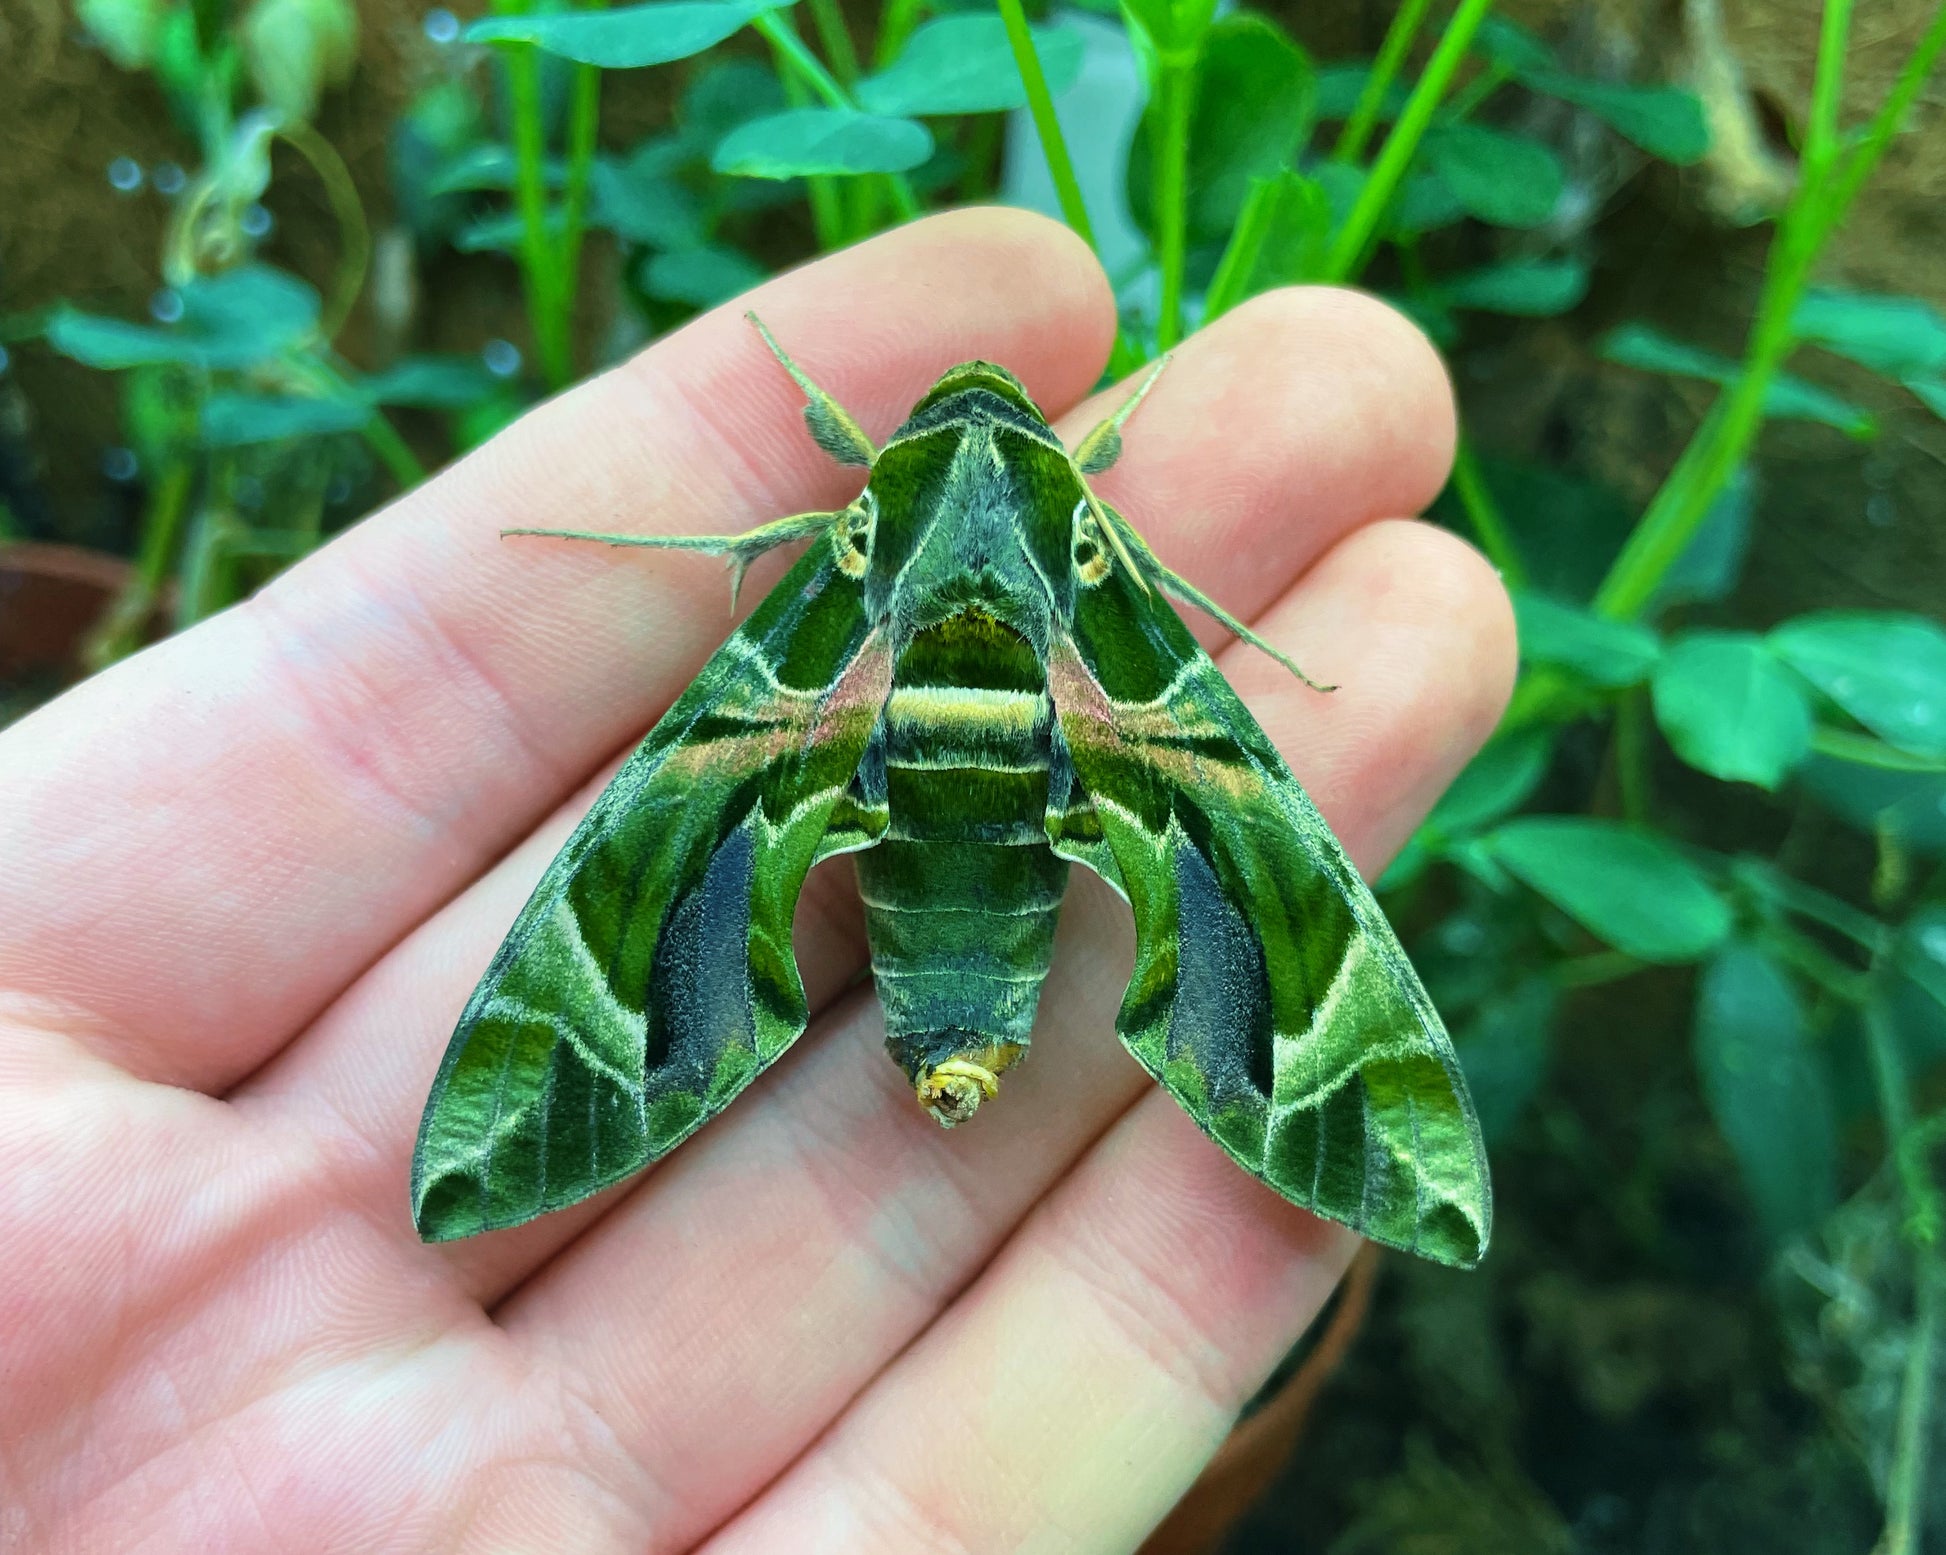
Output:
855,611,1071,1125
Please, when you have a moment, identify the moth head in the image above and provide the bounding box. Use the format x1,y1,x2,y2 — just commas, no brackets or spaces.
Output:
909,361,1044,422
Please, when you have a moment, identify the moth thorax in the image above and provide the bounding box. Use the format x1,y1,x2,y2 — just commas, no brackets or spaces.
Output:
912,1040,1026,1128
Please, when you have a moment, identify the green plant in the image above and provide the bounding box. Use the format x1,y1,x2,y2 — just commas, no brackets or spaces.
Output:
12,0,1946,1542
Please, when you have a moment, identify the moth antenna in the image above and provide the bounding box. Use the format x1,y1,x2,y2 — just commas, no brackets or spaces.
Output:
745,311,876,467
1072,352,1172,476
1162,567,1336,691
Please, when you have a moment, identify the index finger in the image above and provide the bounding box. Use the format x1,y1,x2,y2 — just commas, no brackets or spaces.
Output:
0,209,1114,1091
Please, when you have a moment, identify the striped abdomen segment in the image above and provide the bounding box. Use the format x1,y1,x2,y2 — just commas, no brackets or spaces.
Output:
854,611,1069,1121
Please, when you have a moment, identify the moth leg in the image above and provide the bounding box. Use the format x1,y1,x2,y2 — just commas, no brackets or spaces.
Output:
1071,353,1171,475
746,312,876,468
502,509,842,610
1100,505,1337,692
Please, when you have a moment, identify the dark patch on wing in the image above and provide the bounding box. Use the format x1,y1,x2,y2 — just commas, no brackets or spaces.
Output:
1169,840,1275,1104
645,821,758,1083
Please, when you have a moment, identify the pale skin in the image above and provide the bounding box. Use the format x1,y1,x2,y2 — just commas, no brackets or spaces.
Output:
0,210,1515,1553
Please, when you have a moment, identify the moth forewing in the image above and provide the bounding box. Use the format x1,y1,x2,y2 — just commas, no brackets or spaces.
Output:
414,317,1490,1267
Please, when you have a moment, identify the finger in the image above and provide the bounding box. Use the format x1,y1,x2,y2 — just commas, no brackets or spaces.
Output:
0,209,1114,1092
240,293,1467,1300
483,522,1514,1548
1085,285,1456,667
705,1093,1357,1555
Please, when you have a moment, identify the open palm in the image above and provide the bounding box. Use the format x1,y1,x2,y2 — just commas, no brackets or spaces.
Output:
0,210,1512,1553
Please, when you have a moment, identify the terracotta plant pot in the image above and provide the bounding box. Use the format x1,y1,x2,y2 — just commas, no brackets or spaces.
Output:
1140,1245,1381,1555
0,542,135,684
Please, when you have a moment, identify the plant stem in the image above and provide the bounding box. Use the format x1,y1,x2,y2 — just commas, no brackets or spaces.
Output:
1445,60,1511,121
755,11,920,226
1615,686,1651,822
1448,436,1528,587
1868,991,1944,1251
1877,1264,1939,1555
1320,0,1498,284
872,0,924,69
1553,950,1641,988
360,412,429,489
1203,177,1278,324
498,33,571,389
1333,0,1433,162
1825,3,1946,225
757,18,844,248
1811,725,1946,772
1592,2,1946,622
557,2,610,359
1151,54,1195,350
274,121,368,346
995,0,1096,251
808,0,862,87
83,456,194,669
1864,985,1943,1555
1735,855,1889,952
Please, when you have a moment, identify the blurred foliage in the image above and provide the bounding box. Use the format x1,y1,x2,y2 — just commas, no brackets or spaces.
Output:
4,0,1945,1548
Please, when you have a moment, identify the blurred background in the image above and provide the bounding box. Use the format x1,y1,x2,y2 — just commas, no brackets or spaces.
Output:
2,0,1942,1549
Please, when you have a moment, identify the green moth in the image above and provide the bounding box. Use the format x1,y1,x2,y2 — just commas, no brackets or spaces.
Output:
412,318,1491,1267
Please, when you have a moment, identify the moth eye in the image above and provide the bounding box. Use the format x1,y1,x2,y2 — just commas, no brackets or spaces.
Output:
1071,498,1111,587
834,489,875,579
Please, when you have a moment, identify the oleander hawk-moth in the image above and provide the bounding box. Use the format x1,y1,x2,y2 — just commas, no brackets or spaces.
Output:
412,318,1492,1268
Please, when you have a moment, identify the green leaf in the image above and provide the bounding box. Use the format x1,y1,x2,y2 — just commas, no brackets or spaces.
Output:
858,15,1083,116
1904,375,1946,420
1207,169,1333,305
1454,976,1557,1144
1127,13,1316,247
1512,590,1661,687
1652,632,1812,789
1797,755,1946,857
1693,944,1836,1241
680,59,786,143
1421,123,1565,228
1651,465,1753,607
424,144,567,198
639,244,770,308
240,0,359,123
1427,728,1556,838
1473,15,1555,73
711,109,933,178
1770,612,1946,758
1435,257,1589,316
1473,17,1708,162
43,265,320,371
199,392,373,447
591,152,706,246
1118,0,1218,61
1314,61,1404,121
1792,287,1946,379
1528,74,1708,163
465,0,791,67
77,0,165,68
1483,817,1732,962
359,355,503,409
1602,323,1876,436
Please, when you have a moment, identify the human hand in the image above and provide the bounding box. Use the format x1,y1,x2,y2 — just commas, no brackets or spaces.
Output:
0,210,1513,1553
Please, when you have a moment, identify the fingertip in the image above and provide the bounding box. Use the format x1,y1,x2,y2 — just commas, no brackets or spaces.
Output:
1213,285,1457,517
1234,517,1517,877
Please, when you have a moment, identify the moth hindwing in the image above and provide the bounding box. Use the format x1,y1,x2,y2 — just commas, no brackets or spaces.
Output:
412,318,1491,1267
